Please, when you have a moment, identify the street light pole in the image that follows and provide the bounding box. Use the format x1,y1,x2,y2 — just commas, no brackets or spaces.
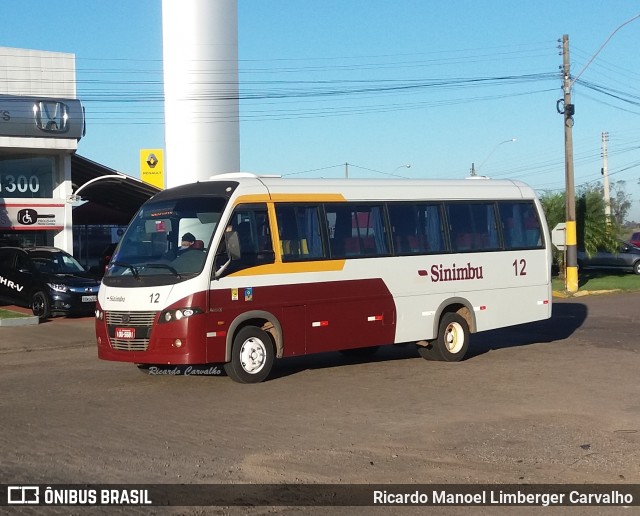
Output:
474,138,516,176
393,164,411,174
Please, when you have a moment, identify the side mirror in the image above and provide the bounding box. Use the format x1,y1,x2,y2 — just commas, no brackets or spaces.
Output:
214,230,241,279
225,230,241,261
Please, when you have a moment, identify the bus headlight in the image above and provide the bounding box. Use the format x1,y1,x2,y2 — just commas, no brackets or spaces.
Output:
159,307,203,323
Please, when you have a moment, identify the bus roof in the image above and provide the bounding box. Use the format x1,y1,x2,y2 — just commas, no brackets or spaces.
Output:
199,173,540,202
152,173,539,203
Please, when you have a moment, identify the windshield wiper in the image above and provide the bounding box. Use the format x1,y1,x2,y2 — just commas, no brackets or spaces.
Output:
113,261,140,280
142,263,182,279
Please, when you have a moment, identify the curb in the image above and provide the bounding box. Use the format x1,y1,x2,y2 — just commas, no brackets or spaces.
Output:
0,312,39,327
552,289,620,298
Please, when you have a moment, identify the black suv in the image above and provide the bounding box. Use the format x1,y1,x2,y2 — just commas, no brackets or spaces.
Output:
0,246,100,319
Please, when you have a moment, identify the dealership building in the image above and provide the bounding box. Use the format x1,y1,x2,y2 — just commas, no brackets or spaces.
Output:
0,47,157,269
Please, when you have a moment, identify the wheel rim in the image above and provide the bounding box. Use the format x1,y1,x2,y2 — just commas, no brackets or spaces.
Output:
444,321,465,354
239,337,267,374
32,294,45,317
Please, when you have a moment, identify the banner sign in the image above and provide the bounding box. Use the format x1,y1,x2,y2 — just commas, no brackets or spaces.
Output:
140,149,164,189
1,484,638,507
0,95,85,140
0,203,65,230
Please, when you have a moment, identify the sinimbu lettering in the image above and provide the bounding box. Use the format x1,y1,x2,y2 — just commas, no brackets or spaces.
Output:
429,262,484,282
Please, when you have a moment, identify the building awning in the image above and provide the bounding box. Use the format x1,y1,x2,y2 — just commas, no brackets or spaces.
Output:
72,201,135,226
71,154,160,222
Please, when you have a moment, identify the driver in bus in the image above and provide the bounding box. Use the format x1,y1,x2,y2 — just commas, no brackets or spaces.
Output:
178,232,196,252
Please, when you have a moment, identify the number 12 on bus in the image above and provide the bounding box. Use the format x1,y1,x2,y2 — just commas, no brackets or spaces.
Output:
95,173,552,383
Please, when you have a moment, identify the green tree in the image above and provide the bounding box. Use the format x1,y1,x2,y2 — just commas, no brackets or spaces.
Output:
539,191,566,271
539,185,621,273
576,184,619,256
610,180,631,226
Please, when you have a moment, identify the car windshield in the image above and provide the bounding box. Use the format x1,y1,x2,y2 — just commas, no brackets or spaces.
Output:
104,196,226,282
31,251,85,274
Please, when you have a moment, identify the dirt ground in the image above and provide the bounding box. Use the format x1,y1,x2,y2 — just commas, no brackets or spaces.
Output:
0,293,639,515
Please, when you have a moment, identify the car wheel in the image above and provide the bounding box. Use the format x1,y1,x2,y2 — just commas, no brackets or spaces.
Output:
31,291,51,320
633,261,640,275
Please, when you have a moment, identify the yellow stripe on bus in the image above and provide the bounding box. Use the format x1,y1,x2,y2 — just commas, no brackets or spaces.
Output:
267,193,346,202
229,260,346,277
233,193,346,206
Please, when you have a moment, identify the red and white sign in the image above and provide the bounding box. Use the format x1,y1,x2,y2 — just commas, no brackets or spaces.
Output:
115,327,135,339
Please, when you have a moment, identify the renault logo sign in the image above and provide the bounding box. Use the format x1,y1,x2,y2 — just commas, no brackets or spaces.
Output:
140,149,164,189
146,153,158,168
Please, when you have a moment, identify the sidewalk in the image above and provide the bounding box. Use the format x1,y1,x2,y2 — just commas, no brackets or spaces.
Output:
0,308,96,354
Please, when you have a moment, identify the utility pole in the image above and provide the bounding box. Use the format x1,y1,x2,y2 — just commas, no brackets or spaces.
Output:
558,16,640,292
601,131,611,221
344,162,349,179
560,34,578,293
470,163,476,176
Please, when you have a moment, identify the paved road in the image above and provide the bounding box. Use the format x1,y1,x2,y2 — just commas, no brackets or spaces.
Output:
0,293,639,515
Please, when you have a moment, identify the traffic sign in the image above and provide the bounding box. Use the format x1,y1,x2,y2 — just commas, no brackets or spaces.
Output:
551,222,566,250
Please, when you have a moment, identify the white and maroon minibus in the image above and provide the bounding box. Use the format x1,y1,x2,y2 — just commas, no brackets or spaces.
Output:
96,173,552,383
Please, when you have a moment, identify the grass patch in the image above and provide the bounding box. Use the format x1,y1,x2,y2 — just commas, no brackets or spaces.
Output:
0,308,30,319
553,271,640,293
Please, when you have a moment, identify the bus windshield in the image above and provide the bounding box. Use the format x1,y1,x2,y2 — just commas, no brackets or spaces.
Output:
104,196,227,284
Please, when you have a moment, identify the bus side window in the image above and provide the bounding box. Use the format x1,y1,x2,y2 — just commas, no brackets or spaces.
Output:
275,204,325,261
216,204,274,275
325,204,388,259
498,201,543,250
390,202,445,255
446,202,499,252
388,204,417,254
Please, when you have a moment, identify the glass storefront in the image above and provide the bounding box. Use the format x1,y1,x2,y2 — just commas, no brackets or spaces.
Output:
0,155,55,198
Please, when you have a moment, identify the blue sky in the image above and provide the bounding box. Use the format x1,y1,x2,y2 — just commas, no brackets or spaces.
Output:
3,1,640,221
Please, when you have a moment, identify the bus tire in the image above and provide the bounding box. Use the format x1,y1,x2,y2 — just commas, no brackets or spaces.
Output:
224,326,275,383
31,291,51,320
136,364,151,374
418,312,469,362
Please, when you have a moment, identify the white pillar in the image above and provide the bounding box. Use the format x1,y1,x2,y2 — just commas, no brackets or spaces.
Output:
162,0,240,188
53,153,73,253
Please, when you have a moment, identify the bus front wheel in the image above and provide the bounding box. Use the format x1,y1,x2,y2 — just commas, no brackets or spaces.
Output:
224,326,275,383
418,312,469,362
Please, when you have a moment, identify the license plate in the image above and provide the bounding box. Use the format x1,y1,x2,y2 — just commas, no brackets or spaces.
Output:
82,295,97,303
115,327,135,339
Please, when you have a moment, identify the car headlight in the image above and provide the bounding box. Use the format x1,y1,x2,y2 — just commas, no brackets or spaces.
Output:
47,283,68,293
159,307,203,323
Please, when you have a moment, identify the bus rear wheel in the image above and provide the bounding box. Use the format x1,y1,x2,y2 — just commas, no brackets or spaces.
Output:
418,312,469,362
224,326,275,383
